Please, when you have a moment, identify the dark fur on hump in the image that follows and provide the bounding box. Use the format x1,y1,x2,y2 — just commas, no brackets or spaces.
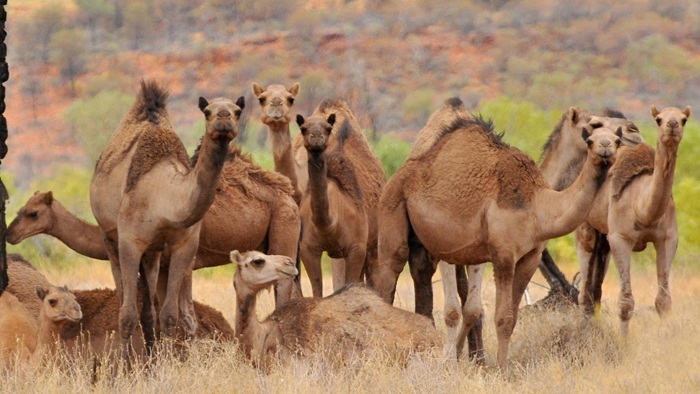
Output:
445,97,464,109
611,143,655,201
601,108,627,119
7,254,35,269
324,119,363,205
317,98,347,113
437,114,507,150
125,82,189,192
540,111,569,161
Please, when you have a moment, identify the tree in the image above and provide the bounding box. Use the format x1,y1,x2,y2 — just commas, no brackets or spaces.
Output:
123,1,153,50
75,0,115,47
33,2,65,64
50,29,87,96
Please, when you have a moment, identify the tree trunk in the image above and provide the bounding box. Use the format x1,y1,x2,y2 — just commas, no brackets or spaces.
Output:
0,1,9,295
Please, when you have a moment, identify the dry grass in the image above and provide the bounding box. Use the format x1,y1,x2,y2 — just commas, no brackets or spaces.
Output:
3,258,700,393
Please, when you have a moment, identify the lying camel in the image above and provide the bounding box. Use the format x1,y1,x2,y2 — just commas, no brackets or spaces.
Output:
5,254,52,319
0,285,82,368
579,106,690,335
372,113,622,369
231,250,440,367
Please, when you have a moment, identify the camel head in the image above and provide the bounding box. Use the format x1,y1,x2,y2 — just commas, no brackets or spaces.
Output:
252,82,300,126
36,285,82,323
297,113,336,155
7,191,55,245
590,108,644,147
651,105,691,146
231,250,298,293
582,126,622,166
198,95,244,144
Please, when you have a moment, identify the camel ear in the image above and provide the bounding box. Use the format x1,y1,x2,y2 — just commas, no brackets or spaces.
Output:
615,127,623,138
568,107,580,125
42,191,53,206
198,97,209,113
327,113,336,127
36,286,48,301
288,83,300,97
230,250,244,264
650,105,659,118
252,82,264,97
683,106,691,119
33,190,40,196
296,114,305,128
235,96,245,111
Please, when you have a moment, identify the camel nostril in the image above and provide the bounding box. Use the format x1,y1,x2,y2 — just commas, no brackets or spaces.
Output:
668,120,679,128
271,98,283,106
217,110,231,118
600,140,611,147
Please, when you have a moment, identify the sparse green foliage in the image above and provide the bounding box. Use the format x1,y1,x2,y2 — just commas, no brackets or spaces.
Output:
32,1,65,63
123,0,152,49
402,88,435,129
50,29,88,96
371,135,410,177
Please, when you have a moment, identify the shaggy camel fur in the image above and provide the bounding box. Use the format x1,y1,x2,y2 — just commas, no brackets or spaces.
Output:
90,81,237,356
231,250,439,367
372,114,622,369
537,107,644,304
295,113,372,297
9,147,300,310
5,254,52,319
4,256,233,359
0,285,82,368
578,106,690,335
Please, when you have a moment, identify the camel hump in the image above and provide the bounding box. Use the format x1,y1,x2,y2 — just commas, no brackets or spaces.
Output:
444,97,464,110
601,107,628,120
611,143,656,201
137,79,169,125
336,119,353,148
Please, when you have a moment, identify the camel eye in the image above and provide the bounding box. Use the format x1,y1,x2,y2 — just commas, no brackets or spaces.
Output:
656,117,662,126
300,127,307,135
288,97,295,105
251,259,265,268
681,118,687,126
616,138,621,146
258,97,265,105
234,109,242,118
27,211,39,219
586,139,593,147
590,122,603,129
49,299,57,307
204,109,211,118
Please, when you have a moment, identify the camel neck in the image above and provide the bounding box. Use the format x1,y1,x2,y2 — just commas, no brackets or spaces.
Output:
50,201,108,260
234,280,262,358
307,152,332,230
268,123,302,204
539,142,586,191
639,141,678,225
536,156,609,240
176,134,230,227
36,312,62,355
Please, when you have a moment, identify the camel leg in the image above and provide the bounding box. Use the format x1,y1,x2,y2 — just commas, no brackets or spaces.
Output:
363,245,378,288
608,233,635,336
300,246,324,298
511,248,545,326
157,265,168,309
409,236,436,319
455,264,485,362
160,236,198,338
345,246,367,285
178,267,196,339
373,201,410,304
104,237,123,302
439,261,460,359
492,255,516,370
267,207,301,304
575,224,595,312
653,233,677,316
116,237,147,361
331,258,345,291
140,250,160,354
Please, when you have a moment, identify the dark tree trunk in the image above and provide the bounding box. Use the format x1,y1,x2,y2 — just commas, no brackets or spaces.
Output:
0,0,9,295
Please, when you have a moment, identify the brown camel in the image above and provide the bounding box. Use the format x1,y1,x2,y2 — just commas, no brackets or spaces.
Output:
372,114,622,369
9,151,300,310
295,113,371,297
577,106,690,335
231,250,439,367
89,80,237,355
0,285,82,368
4,256,233,360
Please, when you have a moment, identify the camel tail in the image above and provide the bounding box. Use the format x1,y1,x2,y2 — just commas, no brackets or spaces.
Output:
137,79,169,125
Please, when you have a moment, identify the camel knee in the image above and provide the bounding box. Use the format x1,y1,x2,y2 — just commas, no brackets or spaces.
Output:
444,307,461,328
119,305,139,340
159,312,180,337
495,315,515,339
618,293,635,322
462,306,483,329
655,292,672,316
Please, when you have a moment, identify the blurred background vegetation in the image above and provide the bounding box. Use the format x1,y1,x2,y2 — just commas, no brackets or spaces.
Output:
2,0,698,273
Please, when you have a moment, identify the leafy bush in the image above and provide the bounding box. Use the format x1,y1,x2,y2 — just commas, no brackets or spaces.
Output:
371,134,411,178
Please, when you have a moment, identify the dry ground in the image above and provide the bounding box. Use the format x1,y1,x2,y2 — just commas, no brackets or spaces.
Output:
2,258,700,393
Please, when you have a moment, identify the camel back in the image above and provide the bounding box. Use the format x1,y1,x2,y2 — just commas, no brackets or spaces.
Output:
408,97,471,160
94,81,190,192
6,254,52,319
610,143,656,201
298,98,385,213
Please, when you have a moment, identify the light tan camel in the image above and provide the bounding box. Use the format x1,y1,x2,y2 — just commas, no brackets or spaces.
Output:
295,113,372,297
252,82,303,204
372,115,622,369
231,250,440,367
90,81,237,355
8,148,300,310
0,285,82,368
4,256,233,360
578,106,690,335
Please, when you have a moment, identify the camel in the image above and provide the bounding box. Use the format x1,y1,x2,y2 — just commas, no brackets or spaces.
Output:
4,255,233,360
9,152,300,311
231,250,440,367
371,112,623,369
576,106,690,335
89,80,238,356
0,285,82,368
295,112,371,297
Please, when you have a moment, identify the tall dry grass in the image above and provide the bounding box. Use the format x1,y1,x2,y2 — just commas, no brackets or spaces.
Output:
2,258,700,393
